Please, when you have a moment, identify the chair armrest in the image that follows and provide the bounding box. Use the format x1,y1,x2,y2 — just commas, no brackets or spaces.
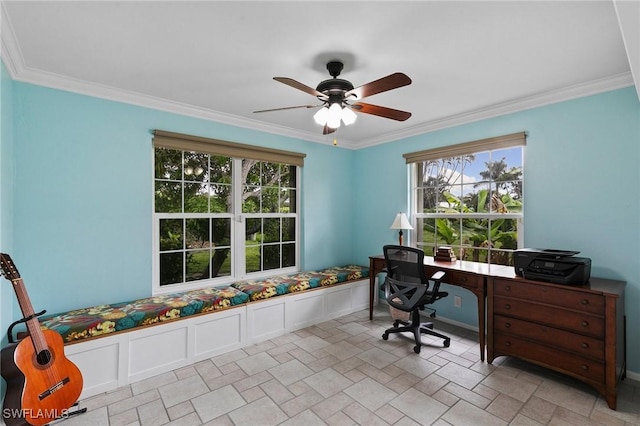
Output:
430,271,445,282
428,270,446,299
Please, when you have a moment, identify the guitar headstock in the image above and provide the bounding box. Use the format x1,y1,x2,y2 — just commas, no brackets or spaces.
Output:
0,253,21,281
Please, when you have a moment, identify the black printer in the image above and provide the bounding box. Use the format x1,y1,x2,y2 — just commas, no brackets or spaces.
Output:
513,248,591,285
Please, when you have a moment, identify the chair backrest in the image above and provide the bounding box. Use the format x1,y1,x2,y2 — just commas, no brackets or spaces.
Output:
383,245,428,284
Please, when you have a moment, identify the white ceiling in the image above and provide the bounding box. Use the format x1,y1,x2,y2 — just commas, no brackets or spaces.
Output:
1,1,638,149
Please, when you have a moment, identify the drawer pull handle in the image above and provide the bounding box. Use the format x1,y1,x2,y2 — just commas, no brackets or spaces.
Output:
505,341,511,347
462,276,467,283
581,321,589,328
581,365,589,371
581,342,589,349
581,299,589,305
505,304,511,310
505,286,511,291
505,323,511,329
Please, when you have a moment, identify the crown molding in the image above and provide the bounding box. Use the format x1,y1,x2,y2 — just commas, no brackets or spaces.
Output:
0,3,357,149
355,72,635,149
614,0,640,102
9,63,358,148
1,1,633,151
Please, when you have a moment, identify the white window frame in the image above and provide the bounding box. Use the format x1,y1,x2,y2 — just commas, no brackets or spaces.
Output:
406,132,525,265
152,132,303,295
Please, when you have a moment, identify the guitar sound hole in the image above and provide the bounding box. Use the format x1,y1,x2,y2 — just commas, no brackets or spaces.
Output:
36,349,52,365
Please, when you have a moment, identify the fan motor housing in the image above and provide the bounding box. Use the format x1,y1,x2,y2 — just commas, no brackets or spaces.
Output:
316,78,354,95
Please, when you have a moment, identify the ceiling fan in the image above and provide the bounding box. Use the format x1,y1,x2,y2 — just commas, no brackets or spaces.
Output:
254,61,412,135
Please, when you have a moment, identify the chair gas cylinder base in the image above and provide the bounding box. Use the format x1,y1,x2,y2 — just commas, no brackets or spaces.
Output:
382,306,451,353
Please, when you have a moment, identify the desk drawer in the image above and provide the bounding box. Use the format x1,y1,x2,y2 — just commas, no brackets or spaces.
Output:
492,279,604,314
493,333,604,383
493,315,604,361
449,271,483,290
493,296,604,338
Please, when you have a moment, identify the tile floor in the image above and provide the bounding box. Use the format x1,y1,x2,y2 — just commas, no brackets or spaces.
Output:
56,305,639,425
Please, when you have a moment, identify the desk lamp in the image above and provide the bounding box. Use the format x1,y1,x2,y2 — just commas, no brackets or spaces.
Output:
390,212,413,246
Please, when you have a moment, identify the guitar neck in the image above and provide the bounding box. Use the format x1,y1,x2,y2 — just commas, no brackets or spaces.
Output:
10,277,47,353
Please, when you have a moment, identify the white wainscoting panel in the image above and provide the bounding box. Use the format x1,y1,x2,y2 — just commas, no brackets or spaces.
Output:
128,324,189,383
193,307,246,361
65,335,124,399
285,289,326,331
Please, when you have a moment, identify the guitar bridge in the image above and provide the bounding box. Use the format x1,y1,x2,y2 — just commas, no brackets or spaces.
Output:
38,377,70,400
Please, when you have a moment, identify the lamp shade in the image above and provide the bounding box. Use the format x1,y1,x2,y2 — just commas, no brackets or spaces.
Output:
390,212,413,230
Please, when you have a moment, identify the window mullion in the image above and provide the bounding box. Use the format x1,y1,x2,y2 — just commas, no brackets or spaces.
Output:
232,158,244,278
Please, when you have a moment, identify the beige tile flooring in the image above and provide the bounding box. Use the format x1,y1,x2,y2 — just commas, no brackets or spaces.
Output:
57,305,639,425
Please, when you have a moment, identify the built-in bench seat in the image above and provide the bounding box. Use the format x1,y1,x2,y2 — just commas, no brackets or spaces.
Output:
31,264,371,400
37,265,369,344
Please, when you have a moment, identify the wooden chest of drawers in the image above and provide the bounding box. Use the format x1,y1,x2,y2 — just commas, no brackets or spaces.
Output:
487,277,625,410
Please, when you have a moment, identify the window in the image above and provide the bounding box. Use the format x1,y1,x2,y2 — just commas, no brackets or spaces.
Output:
406,132,525,266
152,130,305,293
242,160,297,273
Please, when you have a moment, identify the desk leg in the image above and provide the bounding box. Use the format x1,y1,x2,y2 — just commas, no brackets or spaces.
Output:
369,260,375,320
478,289,485,361
368,257,385,320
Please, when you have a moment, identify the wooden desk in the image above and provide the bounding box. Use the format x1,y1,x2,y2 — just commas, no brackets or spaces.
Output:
369,254,626,409
369,254,513,361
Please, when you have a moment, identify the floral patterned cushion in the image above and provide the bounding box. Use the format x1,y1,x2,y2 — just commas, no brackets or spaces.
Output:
314,265,369,285
232,265,369,301
38,286,249,343
231,276,304,301
36,265,369,343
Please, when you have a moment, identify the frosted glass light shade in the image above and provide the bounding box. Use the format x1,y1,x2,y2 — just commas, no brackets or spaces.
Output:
327,103,342,129
314,103,357,129
341,107,357,125
313,107,329,125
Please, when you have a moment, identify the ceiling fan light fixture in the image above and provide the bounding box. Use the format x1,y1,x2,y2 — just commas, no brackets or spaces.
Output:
256,62,412,135
341,106,357,126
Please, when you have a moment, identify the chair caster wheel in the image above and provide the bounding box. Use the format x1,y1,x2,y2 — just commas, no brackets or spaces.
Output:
443,339,450,348
414,345,421,354
430,312,436,318
393,320,401,327
382,333,389,340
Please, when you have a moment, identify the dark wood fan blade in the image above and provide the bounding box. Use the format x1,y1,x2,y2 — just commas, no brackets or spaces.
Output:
323,125,337,135
352,102,412,121
345,73,411,100
253,104,321,113
274,77,326,98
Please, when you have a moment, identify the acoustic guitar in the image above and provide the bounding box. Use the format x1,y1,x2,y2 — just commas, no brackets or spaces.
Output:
0,253,83,426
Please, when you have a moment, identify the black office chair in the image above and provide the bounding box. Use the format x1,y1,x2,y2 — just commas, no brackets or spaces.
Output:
381,245,451,353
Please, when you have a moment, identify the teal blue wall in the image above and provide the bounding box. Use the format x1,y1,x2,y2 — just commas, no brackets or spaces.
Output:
1,62,639,375
0,61,15,399
7,82,355,317
353,87,640,372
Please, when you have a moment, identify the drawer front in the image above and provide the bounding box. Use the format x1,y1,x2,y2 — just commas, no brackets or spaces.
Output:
494,315,604,361
449,271,483,290
492,279,604,314
493,333,604,383
493,296,604,338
